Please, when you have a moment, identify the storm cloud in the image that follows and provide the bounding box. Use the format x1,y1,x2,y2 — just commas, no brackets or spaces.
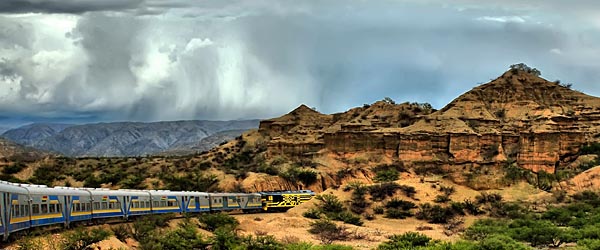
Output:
0,0,599,126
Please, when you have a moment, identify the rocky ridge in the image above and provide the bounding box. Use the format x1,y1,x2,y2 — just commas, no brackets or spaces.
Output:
199,68,600,192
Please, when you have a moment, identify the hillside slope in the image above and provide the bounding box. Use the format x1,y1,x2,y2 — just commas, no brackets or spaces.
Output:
3,120,259,157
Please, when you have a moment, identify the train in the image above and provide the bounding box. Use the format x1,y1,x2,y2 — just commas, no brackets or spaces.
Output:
0,181,315,240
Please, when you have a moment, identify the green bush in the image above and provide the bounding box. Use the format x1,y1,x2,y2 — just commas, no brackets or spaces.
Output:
3,162,27,175
434,194,451,203
315,194,345,214
198,213,239,231
385,198,416,210
463,219,510,241
377,232,431,250
398,185,417,199
330,211,363,226
373,206,384,214
303,208,322,219
241,235,284,250
63,228,112,250
478,234,529,250
308,219,351,244
155,220,210,250
415,203,455,224
384,208,413,219
374,169,399,182
369,182,400,201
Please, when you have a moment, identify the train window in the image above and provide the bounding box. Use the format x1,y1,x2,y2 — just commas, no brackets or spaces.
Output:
12,205,18,217
196,197,200,203
153,201,159,207
49,204,56,213
167,200,175,207
160,201,167,207
23,205,29,216
101,202,108,210
86,203,91,211
32,204,40,214
41,204,48,214
94,202,100,210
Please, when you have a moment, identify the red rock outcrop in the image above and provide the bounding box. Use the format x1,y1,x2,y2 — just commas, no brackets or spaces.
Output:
257,69,600,174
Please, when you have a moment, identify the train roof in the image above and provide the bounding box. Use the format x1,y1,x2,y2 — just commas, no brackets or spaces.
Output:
82,188,151,197
259,190,315,195
18,184,90,196
147,190,209,196
0,181,29,194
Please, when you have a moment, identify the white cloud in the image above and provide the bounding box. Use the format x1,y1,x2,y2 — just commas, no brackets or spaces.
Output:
476,16,526,23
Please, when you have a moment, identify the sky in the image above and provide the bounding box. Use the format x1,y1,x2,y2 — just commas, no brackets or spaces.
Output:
0,0,599,128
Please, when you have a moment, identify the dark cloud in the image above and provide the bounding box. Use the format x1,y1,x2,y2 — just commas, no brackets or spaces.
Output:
0,0,143,14
0,1,599,126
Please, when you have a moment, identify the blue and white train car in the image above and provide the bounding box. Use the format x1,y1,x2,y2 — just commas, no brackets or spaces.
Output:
52,187,93,224
181,191,210,213
148,190,184,214
83,188,128,220
0,182,30,239
208,193,262,211
124,190,152,217
21,185,67,227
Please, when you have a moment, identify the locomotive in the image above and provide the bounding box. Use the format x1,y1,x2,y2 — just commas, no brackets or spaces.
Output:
0,181,315,240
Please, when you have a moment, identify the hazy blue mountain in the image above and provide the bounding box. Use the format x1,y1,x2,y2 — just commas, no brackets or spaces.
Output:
2,120,259,157
158,129,248,156
2,123,73,146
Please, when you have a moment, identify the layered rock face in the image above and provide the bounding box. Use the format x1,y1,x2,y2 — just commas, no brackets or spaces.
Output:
258,70,600,173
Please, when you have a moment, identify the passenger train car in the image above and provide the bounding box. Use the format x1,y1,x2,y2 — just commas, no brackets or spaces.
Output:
0,181,314,240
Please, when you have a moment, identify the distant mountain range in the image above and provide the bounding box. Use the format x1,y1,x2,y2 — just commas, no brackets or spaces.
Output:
1,120,259,157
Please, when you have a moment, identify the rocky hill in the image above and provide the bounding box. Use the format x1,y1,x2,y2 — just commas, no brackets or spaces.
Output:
2,120,259,157
193,66,600,192
0,137,47,162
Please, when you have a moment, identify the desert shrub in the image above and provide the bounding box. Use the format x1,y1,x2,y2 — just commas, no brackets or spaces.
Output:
580,142,600,155
303,208,322,219
434,194,451,203
161,172,220,192
476,192,503,204
439,186,455,195
112,224,132,242
308,219,351,244
29,164,63,186
154,220,210,250
385,198,416,210
3,162,27,174
376,232,431,250
384,208,413,219
478,234,530,250
398,185,417,199
330,211,363,226
374,169,399,182
212,227,242,250
535,170,556,191
508,219,571,247
241,235,284,250
63,228,112,250
349,184,369,214
131,215,174,243
463,219,510,241
198,212,239,231
280,167,318,186
369,182,400,201
503,163,533,185
373,206,384,214
572,190,600,207
364,213,375,221
415,203,456,224
315,194,345,214
15,236,43,250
